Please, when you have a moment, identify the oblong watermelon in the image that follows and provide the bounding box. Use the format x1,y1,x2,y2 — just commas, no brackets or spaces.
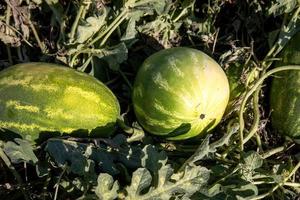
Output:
0,62,120,142
132,47,230,140
270,32,300,138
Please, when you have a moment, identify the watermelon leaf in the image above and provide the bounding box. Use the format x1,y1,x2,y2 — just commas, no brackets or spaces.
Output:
95,173,119,200
268,0,299,16
96,43,128,71
3,138,38,165
195,181,258,199
141,145,167,174
184,122,238,167
125,165,210,200
44,136,168,177
236,151,264,182
45,139,90,176
74,8,108,44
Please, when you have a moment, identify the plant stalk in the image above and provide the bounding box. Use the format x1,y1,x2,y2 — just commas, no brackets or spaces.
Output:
239,65,300,151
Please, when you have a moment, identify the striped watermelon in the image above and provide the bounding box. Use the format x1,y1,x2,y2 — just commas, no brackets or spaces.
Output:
270,32,300,138
132,47,230,140
0,62,120,142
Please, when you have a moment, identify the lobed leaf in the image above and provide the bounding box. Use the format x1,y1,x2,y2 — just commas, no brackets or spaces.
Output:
95,173,119,200
3,138,38,165
125,165,210,200
74,7,108,44
268,0,299,16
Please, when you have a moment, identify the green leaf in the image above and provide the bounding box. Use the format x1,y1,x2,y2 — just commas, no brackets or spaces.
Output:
268,29,280,48
95,173,119,200
92,43,128,71
125,165,209,200
187,123,238,165
0,21,21,47
90,146,119,175
45,137,162,176
3,138,38,165
188,135,211,164
141,145,167,173
196,179,258,199
36,160,50,177
126,168,152,199
243,151,263,170
239,151,263,181
45,139,89,176
127,0,168,16
268,0,299,16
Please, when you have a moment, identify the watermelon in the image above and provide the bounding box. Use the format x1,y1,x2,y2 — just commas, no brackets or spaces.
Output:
270,32,300,138
132,47,230,140
0,62,120,142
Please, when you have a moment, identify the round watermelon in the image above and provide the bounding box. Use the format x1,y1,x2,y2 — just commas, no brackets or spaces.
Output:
0,62,120,142
270,32,300,138
132,47,230,140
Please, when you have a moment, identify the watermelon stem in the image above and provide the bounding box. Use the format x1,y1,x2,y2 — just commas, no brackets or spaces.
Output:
239,65,300,152
0,147,30,200
53,164,68,200
99,14,128,47
88,9,127,47
243,89,261,148
250,161,300,200
68,0,90,42
260,143,293,159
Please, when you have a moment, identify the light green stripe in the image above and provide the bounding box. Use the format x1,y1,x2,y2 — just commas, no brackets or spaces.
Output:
152,72,171,91
0,75,34,86
167,56,184,77
6,100,40,113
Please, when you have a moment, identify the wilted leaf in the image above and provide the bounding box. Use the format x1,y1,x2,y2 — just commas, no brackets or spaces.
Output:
79,43,128,72
95,173,119,200
74,8,108,44
0,20,21,46
31,0,42,4
8,0,30,39
3,138,38,165
121,10,143,42
139,17,182,48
